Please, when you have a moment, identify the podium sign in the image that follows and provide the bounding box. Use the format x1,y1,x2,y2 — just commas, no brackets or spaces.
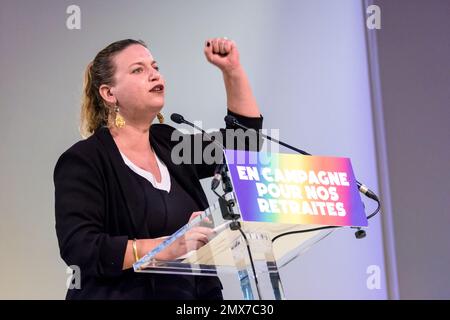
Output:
224,150,368,227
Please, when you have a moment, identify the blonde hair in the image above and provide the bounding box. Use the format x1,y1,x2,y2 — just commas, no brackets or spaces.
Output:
79,39,147,138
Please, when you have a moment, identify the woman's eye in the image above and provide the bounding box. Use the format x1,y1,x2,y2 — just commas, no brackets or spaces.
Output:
132,67,143,74
153,65,160,71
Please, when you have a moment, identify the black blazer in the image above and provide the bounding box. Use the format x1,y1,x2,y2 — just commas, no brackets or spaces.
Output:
54,109,263,299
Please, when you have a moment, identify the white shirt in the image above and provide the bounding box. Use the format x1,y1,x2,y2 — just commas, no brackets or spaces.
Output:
120,151,171,193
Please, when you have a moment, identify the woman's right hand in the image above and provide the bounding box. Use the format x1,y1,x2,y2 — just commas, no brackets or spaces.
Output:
161,211,215,260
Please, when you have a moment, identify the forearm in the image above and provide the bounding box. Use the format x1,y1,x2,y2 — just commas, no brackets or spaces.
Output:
223,67,261,118
122,238,167,270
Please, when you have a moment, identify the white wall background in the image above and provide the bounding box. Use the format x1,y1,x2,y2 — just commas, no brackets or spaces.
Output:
374,0,450,299
0,0,387,299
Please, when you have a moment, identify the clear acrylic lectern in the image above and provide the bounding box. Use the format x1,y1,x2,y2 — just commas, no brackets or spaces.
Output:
133,194,335,300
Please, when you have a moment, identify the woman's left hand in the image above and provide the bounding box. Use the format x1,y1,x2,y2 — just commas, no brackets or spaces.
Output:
204,37,241,74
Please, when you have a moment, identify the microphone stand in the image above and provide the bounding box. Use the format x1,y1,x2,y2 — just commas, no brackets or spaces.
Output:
171,113,262,299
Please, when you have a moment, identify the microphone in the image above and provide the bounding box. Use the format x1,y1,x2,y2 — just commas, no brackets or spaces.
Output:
170,113,185,125
171,113,225,190
172,113,224,149
224,115,379,202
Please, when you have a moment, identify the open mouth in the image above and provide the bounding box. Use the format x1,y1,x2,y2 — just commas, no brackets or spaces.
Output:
150,84,164,92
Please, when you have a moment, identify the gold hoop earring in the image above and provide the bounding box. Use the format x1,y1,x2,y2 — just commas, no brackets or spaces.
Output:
156,112,164,124
114,106,126,128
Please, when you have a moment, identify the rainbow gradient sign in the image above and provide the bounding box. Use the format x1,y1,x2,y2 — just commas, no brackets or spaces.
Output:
224,150,368,227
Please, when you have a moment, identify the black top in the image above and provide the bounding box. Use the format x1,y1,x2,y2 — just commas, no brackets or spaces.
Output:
127,164,198,239
54,109,263,300
128,166,221,300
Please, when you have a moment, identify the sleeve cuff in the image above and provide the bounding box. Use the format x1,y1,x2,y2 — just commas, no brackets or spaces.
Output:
99,235,129,277
227,109,263,131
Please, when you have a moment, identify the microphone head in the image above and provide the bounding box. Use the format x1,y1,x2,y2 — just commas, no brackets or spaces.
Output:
224,115,238,127
170,113,185,124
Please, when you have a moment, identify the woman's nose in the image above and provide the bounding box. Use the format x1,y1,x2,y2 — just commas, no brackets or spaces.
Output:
149,69,160,81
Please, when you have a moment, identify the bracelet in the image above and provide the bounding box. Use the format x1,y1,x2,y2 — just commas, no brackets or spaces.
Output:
132,239,139,263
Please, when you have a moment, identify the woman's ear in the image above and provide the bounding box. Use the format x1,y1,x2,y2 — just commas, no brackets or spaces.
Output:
99,84,117,105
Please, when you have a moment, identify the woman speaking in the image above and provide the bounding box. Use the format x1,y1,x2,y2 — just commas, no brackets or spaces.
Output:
54,38,263,299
